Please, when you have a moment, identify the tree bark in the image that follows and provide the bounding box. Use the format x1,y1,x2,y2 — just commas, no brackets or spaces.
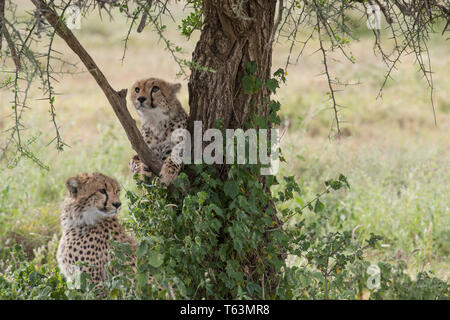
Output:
188,0,277,135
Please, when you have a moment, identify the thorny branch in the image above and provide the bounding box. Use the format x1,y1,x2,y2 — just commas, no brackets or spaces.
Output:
276,0,448,134
2,18,21,71
29,0,164,174
119,0,187,78
317,20,341,138
0,0,185,169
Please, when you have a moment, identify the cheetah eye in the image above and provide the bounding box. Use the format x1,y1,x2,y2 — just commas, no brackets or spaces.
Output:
151,86,160,93
135,87,140,93
99,188,107,194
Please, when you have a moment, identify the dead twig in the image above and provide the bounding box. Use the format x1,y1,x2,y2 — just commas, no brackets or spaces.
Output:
267,0,284,49
137,0,153,33
2,21,22,71
0,0,4,51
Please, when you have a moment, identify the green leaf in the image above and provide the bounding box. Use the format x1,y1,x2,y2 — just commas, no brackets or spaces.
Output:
265,78,279,93
148,252,164,268
245,61,257,74
136,272,148,289
253,114,268,128
339,174,350,188
314,199,325,213
136,242,148,259
224,181,239,198
242,75,254,94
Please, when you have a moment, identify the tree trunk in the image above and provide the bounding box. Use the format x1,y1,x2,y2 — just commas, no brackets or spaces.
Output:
188,0,277,134
188,0,282,298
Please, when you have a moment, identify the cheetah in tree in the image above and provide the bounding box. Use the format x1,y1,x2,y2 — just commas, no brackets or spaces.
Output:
57,172,135,283
128,77,188,186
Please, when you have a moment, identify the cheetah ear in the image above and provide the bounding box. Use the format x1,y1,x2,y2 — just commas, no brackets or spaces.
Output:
172,83,181,94
66,177,79,196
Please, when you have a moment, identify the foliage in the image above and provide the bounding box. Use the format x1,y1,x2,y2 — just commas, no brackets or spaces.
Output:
1,174,448,299
179,0,203,37
0,243,68,300
372,261,449,300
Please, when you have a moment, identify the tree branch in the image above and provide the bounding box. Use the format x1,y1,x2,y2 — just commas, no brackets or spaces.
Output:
137,0,153,33
1,4,22,72
267,0,284,48
0,0,4,51
30,0,163,175
316,19,341,139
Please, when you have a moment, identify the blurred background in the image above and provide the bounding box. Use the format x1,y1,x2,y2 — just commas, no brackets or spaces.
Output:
0,1,449,279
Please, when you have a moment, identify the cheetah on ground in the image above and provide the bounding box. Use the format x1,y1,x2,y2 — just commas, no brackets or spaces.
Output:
57,172,135,283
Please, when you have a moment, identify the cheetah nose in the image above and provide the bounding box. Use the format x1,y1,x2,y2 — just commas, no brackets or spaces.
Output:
137,96,147,103
112,202,122,209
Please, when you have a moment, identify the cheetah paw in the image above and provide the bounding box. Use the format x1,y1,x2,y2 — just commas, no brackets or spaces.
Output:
129,155,153,179
159,168,177,187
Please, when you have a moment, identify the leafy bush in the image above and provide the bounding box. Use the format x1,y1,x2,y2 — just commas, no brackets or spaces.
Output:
0,243,68,300
122,168,366,299
1,171,447,300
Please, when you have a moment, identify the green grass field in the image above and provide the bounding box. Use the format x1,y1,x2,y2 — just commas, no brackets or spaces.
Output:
1,3,449,280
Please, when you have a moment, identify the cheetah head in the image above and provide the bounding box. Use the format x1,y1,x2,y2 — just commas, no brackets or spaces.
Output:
130,77,181,121
64,172,122,226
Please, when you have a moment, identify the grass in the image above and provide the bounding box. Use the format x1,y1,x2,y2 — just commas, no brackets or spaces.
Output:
1,3,449,281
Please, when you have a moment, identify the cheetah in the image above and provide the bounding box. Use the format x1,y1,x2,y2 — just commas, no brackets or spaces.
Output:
57,172,135,283
129,77,188,186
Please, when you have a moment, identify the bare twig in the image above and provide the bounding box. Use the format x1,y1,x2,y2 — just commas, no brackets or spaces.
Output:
0,0,4,51
261,273,265,300
267,0,284,49
2,22,21,71
121,5,142,63
374,0,393,24
137,0,153,33
317,21,341,139
351,225,361,241
147,13,189,79
167,281,176,300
